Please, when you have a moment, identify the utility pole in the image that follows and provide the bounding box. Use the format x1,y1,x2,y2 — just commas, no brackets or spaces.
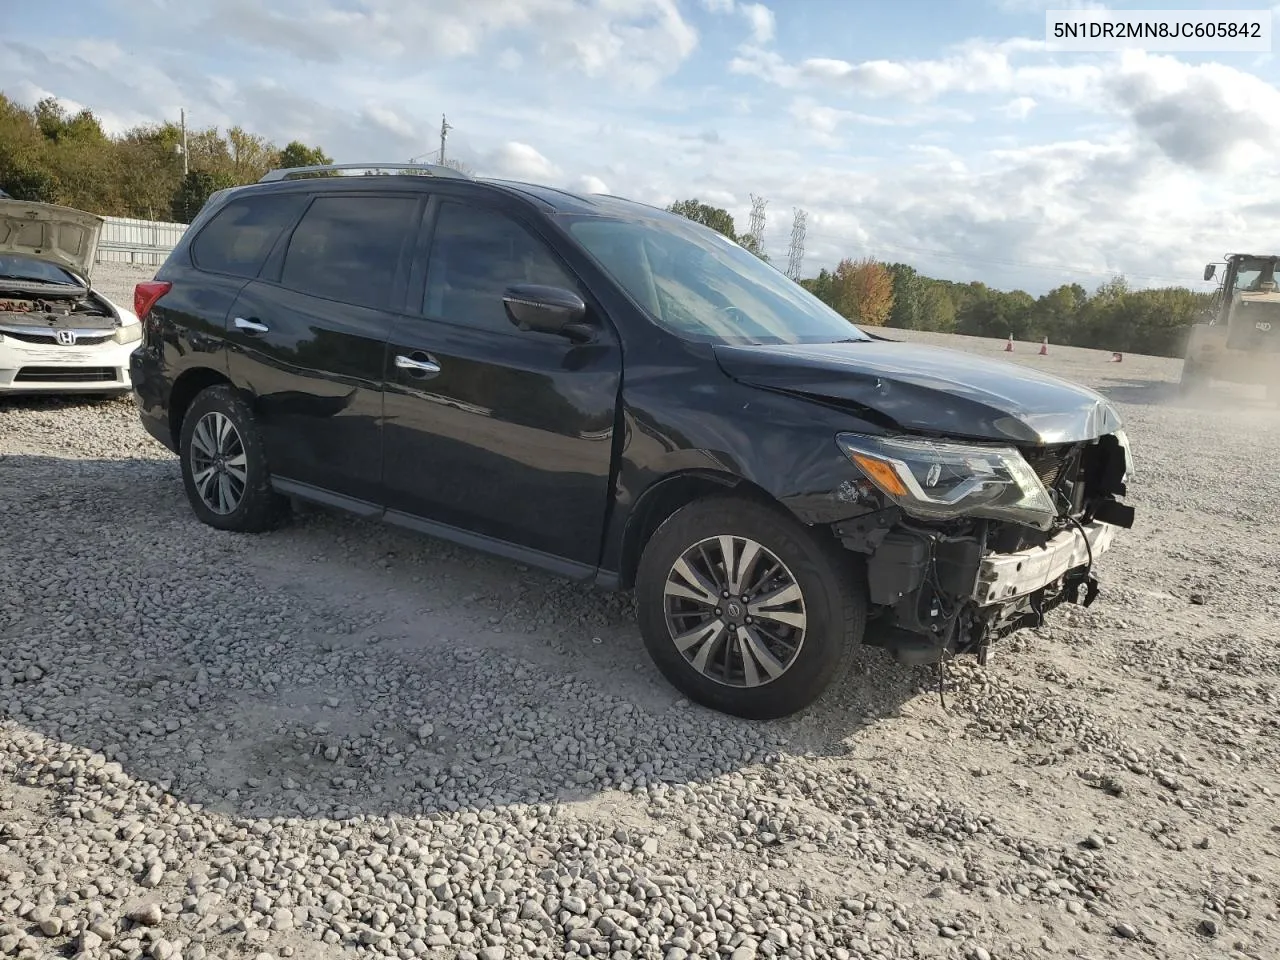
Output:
439,114,451,165
180,108,188,177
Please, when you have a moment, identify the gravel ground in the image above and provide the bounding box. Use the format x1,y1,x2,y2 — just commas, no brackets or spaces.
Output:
1,261,1277,960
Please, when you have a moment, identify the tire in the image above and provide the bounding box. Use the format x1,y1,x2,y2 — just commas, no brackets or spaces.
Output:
635,494,866,720
178,384,288,533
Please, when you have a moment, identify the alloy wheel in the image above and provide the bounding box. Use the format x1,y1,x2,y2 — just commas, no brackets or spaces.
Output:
662,535,808,688
189,411,247,515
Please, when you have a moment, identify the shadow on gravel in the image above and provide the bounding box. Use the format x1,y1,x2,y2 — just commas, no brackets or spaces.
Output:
0,451,923,826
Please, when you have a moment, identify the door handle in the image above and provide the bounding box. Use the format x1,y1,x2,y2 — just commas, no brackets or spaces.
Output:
395,353,441,376
234,317,269,334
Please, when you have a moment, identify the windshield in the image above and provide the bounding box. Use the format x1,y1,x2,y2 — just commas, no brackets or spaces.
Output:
566,213,869,345
1232,257,1280,294
0,255,80,286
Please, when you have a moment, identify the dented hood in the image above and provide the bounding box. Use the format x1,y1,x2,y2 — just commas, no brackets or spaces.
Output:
714,339,1122,446
0,199,102,282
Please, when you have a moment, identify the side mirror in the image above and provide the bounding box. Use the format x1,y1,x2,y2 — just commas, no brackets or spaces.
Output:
1203,263,1216,282
503,284,593,341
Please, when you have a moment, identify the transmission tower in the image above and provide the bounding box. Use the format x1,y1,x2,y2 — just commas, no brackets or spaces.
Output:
785,207,807,281
747,194,767,251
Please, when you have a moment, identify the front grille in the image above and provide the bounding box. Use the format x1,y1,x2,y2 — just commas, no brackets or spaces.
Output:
2,330,114,345
14,366,117,383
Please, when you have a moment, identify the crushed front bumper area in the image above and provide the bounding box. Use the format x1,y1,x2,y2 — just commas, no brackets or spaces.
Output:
974,521,1114,607
846,511,1121,667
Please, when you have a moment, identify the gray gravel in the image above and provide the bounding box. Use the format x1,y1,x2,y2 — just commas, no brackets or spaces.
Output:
0,261,1276,960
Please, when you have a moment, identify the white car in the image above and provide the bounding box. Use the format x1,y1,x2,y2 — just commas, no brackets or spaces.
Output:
0,198,140,396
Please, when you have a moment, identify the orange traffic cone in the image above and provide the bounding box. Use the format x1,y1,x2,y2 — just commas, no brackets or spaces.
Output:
1004,334,1013,352
1039,336,1048,356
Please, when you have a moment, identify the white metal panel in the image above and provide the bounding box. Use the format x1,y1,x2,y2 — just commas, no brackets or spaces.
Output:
95,216,188,266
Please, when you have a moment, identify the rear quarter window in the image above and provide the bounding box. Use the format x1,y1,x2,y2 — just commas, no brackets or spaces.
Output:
190,194,307,278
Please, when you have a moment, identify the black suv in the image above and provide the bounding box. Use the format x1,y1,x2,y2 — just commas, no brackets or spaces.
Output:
130,162,1135,719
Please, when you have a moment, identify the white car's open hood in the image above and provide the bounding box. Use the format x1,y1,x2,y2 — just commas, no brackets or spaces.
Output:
0,199,103,282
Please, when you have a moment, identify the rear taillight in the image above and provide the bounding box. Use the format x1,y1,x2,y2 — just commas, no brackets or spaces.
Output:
134,281,172,322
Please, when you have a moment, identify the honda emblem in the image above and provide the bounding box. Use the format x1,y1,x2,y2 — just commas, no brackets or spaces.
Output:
55,330,77,345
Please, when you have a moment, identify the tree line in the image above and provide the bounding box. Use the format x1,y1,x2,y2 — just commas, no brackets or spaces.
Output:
669,198,1211,359
0,92,334,223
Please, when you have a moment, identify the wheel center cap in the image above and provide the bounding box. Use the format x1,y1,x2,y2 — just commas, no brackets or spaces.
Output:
726,601,742,620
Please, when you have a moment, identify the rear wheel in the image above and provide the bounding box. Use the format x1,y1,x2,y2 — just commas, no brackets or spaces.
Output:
635,494,866,720
178,384,288,532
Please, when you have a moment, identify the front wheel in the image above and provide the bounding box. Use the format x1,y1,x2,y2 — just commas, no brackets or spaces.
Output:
635,494,866,720
178,384,288,532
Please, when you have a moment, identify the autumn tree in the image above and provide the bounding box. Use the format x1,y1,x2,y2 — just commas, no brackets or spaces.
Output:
831,258,895,326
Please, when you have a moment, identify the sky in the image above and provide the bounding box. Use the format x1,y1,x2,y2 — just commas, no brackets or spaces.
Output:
4,0,1280,295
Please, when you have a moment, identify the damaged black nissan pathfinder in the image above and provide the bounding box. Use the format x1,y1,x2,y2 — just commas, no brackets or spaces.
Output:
130,163,1135,719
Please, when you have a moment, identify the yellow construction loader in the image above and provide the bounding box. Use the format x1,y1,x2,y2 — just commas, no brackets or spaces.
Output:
1181,254,1280,400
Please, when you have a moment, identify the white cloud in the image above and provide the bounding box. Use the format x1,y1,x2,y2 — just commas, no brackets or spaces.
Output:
573,174,611,194
999,96,1037,120
1105,51,1280,172
735,37,1280,175
732,39,1054,100
701,0,775,45
789,97,974,142
740,3,776,44
363,105,416,140
486,141,561,181
202,0,699,90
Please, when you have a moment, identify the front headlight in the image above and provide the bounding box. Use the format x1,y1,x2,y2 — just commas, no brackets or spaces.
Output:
114,323,142,345
836,432,1056,530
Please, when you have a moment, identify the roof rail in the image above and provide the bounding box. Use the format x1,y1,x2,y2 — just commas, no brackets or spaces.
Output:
258,162,473,183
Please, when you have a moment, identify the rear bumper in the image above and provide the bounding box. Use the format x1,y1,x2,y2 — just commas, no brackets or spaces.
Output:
974,521,1115,607
0,337,135,393
129,346,175,451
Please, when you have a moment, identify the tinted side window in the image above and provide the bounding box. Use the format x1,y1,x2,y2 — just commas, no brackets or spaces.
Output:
280,196,416,308
191,194,306,278
423,202,577,333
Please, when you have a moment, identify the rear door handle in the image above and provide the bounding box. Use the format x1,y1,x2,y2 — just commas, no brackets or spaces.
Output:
234,317,269,334
395,353,441,376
